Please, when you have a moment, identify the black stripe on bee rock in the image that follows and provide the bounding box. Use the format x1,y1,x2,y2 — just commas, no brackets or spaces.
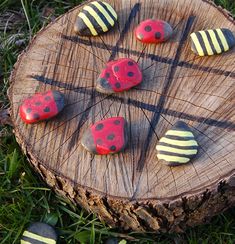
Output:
164,134,196,141
158,142,199,150
205,30,217,55
87,3,113,30
157,149,196,159
214,29,225,53
97,1,117,22
195,31,208,56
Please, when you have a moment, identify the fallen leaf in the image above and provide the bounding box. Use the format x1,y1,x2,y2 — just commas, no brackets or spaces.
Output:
0,108,12,126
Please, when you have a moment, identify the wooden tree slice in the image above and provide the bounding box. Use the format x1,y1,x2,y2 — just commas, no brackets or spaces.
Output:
8,0,235,232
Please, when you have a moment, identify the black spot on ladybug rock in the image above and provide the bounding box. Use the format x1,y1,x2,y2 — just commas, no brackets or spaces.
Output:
114,120,120,125
128,61,134,66
35,101,42,106
33,113,40,120
114,66,119,72
155,32,161,39
145,25,152,32
110,145,116,151
95,123,104,131
44,107,50,112
115,82,121,89
100,78,111,89
105,73,110,78
107,134,115,140
45,96,51,101
26,108,32,114
127,72,134,77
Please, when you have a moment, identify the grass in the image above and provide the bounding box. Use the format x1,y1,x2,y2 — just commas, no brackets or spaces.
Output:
0,0,235,243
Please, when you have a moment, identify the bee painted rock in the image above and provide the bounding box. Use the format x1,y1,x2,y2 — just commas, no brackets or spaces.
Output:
135,19,173,44
156,121,198,166
190,28,235,56
81,117,128,155
74,1,118,36
20,91,65,124
104,238,122,244
96,58,142,94
21,222,58,244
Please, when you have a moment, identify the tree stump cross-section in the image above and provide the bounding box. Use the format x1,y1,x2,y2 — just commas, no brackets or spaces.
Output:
9,0,235,232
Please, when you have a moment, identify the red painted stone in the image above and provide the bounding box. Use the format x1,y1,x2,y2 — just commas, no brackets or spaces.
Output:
135,19,173,44
19,91,65,124
96,58,142,94
81,117,128,155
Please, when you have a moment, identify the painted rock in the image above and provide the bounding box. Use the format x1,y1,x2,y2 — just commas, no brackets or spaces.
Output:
74,1,118,36
105,238,119,244
135,19,173,44
81,117,128,155
190,28,235,56
105,238,126,244
156,121,198,166
20,91,64,124
21,222,58,244
96,58,142,94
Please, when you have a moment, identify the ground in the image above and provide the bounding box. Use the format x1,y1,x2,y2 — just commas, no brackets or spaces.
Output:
0,0,235,243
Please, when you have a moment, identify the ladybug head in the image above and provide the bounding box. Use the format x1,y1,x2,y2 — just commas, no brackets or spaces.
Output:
96,77,113,94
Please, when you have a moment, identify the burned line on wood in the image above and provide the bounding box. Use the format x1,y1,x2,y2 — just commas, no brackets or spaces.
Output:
136,15,196,171
32,74,235,131
65,3,142,151
109,3,141,61
61,36,235,79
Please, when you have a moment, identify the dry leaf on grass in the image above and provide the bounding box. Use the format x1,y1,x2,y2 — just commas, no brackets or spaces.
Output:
0,108,12,126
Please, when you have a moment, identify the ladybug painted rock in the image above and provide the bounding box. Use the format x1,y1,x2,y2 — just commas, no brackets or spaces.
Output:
20,91,65,124
81,117,128,155
21,222,58,244
135,19,173,44
96,58,142,94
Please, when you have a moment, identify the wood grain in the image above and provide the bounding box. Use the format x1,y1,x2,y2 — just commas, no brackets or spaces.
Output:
8,0,235,232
